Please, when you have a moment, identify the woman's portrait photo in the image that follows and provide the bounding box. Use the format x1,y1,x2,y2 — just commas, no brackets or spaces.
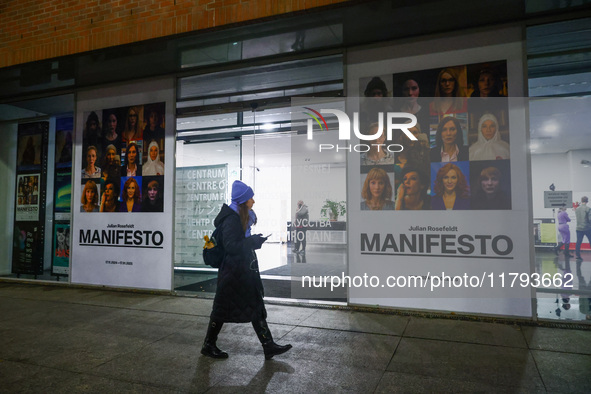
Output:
469,113,510,161
430,67,468,116
141,177,164,212
121,141,142,177
101,144,121,184
430,116,469,162
468,62,507,98
360,123,395,169
143,103,165,144
119,176,142,212
359,75,394,131
83,111,101,151
80,180,100,213
82,145,101,179
395,166,431,210
143,140,165,176
470,161,511,210
17,133,42,168
122,106,143,142
102,109,121,148
100,179,119,213
430,162,470,210
361,167,395,211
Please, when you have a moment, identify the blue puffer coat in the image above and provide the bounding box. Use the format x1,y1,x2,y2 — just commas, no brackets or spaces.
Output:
210,204,266,323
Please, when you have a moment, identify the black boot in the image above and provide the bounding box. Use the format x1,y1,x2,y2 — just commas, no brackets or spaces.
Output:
201,320,228,359
252,319,292,360
564,244,574,258
555,243,563,256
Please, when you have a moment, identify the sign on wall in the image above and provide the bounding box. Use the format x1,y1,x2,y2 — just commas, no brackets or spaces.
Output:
12,121,49,275
52,116,73,276
343,31,532,317
175,164,228,266
71,79,174,290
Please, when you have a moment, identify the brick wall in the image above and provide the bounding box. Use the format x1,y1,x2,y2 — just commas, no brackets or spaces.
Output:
0,0,350,69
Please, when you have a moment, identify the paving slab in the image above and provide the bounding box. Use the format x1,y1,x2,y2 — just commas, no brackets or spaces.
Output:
387,337,545,391
210,357,383,393
375,371,546,393
522,325,591,355
531,349,591,393
278,326,401,371
405,316,527,348
300,308,409,335
0,360,180,394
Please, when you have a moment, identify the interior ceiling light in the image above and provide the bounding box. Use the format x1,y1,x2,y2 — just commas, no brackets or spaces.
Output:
542,121,559,133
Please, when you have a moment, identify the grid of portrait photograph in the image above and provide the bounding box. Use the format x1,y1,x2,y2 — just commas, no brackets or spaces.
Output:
80,102,165,213
359,60,511,211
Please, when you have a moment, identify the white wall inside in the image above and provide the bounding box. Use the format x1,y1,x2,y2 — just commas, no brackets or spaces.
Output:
531,149,591,242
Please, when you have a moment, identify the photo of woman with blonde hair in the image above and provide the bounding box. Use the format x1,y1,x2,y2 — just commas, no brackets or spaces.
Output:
82,145,101,179
430,67,467,115
431,163,470,210
122,106,143,142
101,144,121,184
361,167,394,210
360,123,395,166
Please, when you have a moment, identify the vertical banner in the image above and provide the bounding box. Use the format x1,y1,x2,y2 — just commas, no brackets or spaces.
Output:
175,164,228,266
52,116,73,276
12,121,49,275
341,31,532,316
71,79,174,290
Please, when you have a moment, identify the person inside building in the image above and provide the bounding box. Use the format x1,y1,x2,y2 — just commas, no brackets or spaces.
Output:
201,180,292,360
575,196,591,261
431,163,470,210
430,116,468,162
555,206,573,258
293,200,309,255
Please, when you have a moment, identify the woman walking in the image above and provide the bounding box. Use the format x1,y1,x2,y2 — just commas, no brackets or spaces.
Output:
201,180,292,360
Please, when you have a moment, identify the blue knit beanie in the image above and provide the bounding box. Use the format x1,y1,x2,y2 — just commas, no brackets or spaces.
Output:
231,180,254,205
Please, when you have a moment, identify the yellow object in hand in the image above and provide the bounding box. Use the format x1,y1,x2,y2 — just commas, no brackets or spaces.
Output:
203,235,215,249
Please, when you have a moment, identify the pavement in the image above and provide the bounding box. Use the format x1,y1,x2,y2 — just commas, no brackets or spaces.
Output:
1,281,590,393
